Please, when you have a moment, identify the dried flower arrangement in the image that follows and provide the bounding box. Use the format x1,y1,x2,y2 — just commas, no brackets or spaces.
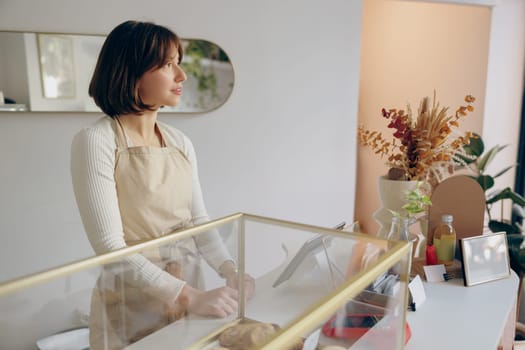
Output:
358,92,476,188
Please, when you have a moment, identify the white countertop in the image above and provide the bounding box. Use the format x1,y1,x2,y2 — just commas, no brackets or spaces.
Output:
127,240,519,350
405,272,519,350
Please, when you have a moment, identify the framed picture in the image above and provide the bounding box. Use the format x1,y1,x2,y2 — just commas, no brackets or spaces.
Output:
37,34,76,98
459,232,510,287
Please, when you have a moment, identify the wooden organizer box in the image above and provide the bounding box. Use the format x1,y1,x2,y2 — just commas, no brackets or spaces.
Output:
427,175,486,245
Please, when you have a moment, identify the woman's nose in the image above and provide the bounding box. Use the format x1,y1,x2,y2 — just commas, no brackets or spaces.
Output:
175,66,187,82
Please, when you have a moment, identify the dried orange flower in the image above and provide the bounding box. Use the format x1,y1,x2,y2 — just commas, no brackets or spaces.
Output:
358,92,476,188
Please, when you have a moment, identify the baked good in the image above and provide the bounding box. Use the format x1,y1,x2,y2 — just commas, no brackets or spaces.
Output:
218,322,303,350
219,322,277,350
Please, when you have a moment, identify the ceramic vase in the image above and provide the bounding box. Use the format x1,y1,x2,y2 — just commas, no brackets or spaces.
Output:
373,175,419,238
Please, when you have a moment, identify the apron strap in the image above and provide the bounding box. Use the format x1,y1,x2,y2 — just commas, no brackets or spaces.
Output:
112,116,169,148
113,117,129,149
156,124,168,148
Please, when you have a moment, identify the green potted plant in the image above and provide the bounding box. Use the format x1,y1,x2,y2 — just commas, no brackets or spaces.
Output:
461,134,525,275
461,133,525,234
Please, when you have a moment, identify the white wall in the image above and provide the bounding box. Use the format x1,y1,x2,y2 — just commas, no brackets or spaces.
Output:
482,0,525,220
480,0,525,322
0,0,362,348
355,0,492,233
397,0,525,221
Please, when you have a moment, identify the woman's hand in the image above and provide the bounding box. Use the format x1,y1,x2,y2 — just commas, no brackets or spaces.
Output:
225,272,255,300
180,285,239,318
219,261,255,300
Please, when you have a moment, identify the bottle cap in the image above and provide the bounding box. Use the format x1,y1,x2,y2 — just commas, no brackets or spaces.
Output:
441,214,453,223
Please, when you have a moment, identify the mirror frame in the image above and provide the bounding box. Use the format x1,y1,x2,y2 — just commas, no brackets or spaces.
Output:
0,30,235,114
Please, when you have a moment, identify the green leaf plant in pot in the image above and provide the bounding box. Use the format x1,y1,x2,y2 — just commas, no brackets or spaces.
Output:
460,133,525,234
460,133,525,274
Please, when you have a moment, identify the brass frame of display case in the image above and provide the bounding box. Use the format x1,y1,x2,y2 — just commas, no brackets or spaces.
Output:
0,213,411,349
243,214,411,350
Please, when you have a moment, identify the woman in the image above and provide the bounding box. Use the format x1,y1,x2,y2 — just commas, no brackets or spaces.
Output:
71,20,254,349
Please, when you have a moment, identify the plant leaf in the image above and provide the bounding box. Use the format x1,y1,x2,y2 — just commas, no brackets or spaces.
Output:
486,187,525,206
493,164,516,178
489,220,521,234
477,144,509,173
476,175,494,191
405,192,420,201
388,209,401,218
463,132,484,157
507,233,525,272
421,197,432,205
402,203,425,215
454,153,477,165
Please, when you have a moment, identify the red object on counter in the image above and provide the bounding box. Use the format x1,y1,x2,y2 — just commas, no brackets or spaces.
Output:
426,245,438,265
322,314,412,345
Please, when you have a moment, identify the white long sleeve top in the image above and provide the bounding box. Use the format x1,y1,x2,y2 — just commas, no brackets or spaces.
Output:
71,116,232,303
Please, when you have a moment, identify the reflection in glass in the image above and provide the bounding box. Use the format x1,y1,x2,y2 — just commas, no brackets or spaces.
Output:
162,39,234,113
0,32,234,113
37,34,76,99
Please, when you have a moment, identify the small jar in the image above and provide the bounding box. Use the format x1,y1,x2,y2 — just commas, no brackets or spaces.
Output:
433,214,456,265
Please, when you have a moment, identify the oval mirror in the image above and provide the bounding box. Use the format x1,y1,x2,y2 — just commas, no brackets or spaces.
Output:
0,31,234,113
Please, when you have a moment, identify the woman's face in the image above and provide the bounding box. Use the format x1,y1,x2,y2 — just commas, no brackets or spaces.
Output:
137,45,187,109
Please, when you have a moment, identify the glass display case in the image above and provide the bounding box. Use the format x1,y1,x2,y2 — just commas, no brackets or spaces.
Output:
0,213,411,350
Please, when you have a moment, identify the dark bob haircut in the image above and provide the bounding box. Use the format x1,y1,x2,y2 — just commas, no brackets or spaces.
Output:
89,20,183,117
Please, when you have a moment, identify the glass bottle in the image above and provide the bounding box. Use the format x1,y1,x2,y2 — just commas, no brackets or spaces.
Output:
388,216,413,275
387,216,411,241
433,214,456,265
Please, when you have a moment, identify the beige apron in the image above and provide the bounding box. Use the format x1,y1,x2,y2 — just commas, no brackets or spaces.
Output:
89,118,202,350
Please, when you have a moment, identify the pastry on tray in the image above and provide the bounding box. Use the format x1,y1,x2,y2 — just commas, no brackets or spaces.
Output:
217,322,303,350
